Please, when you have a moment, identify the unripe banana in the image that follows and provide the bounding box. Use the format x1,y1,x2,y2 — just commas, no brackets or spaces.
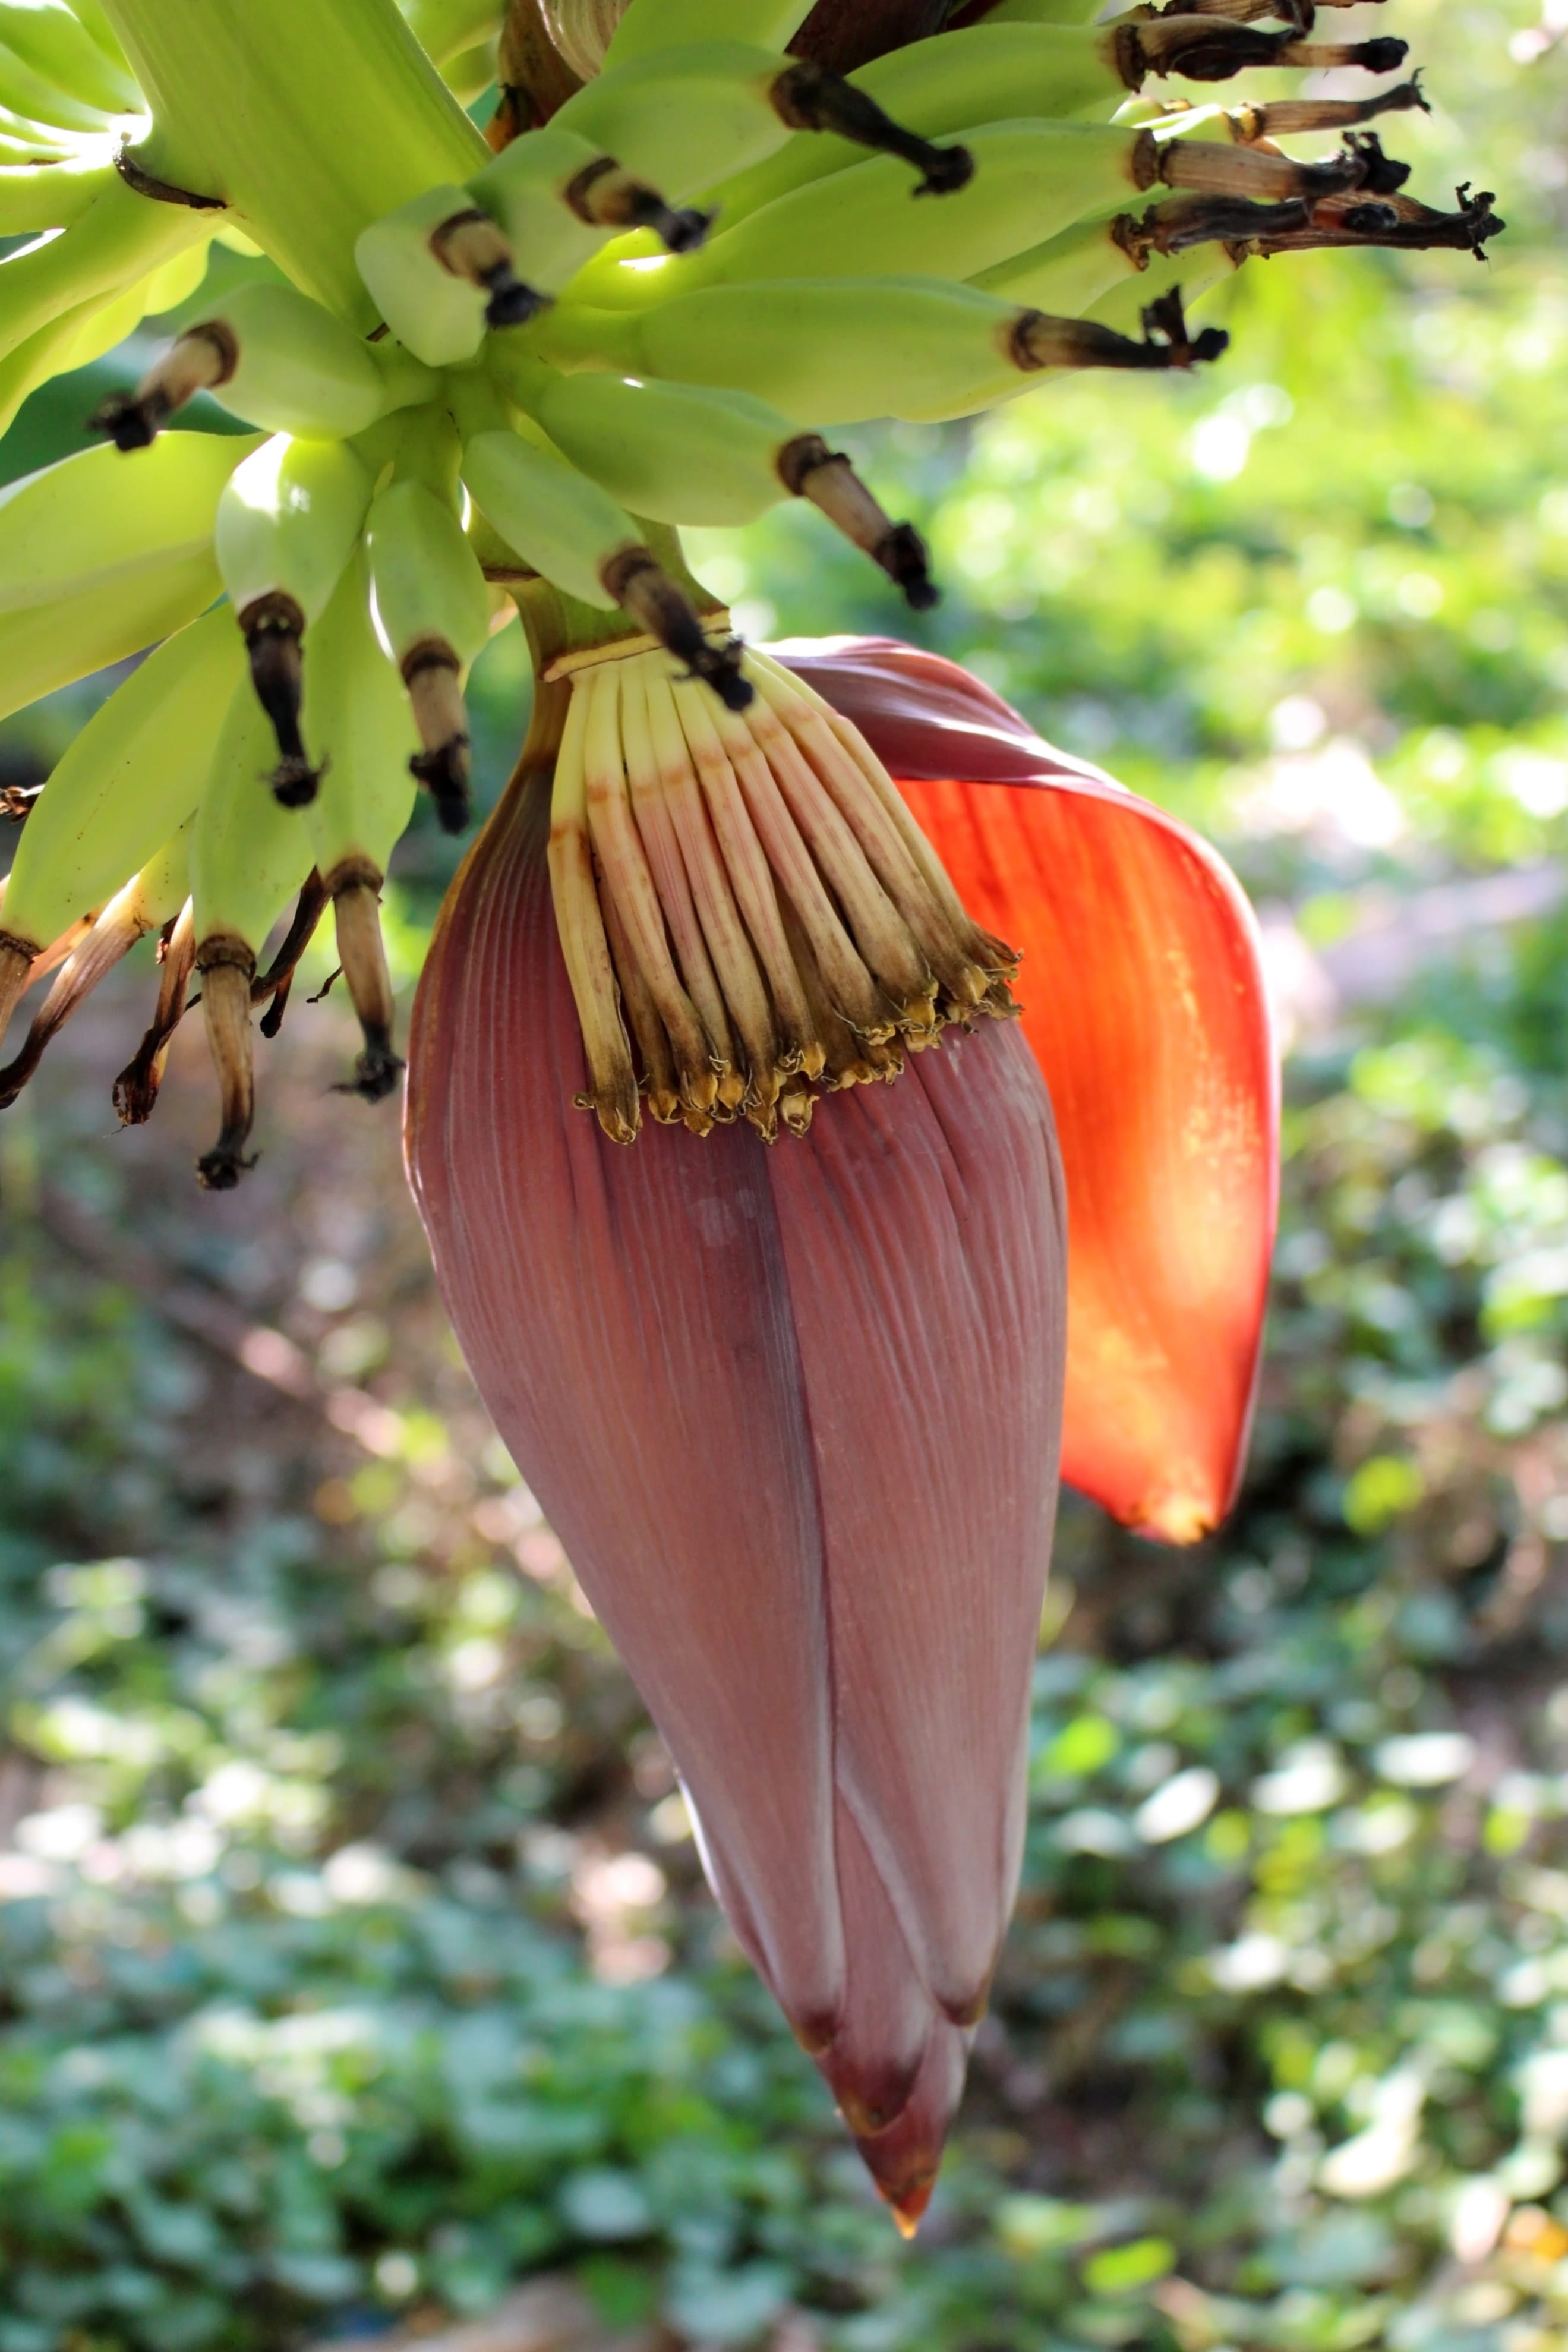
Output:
191,678,318,1188
0,33,113,133
544,276,1031,425
658,120,1377,298
365,473,490,831
301,548,418,1098
696,16,1304,229
356,182,547,367
461,424,752,707
459,421,637,610
0,152,114,234
215,433,375,805
0,815,193,1111
95,282,423,448
401,0,499,67
0,543,225,727
0,604,240,972
469,121,711,299
0,171,210,371
603,0,814,68
556,39,970,206
555,268,1223,426
0,428,258,613
0,0,138,109
59,0,134,75
515,365,939,604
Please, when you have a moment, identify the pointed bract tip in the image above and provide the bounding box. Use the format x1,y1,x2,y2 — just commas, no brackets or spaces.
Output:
887,2180,935,2238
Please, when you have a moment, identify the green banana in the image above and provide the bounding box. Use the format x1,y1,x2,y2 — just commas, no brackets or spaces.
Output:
302,547,418,1095
0,0,139,113
554,39,971,207
0,152,116,233
0,604,239,965
635,119,1369,299
470,118,720,319
462,422,751,707
364,470,490,828
0,35,113,133
0,427,257,613
0,541,223,724
96,279,426,447
514,363,938,604
603,0,814,69
440,36,496,103
59,0,134,73
692,17,1298,228
356,182,544,365
190,674,317,1188
459,420,638,609
214,431,375,803
400,0,498,68
541,267,1222,427
0,171,210,369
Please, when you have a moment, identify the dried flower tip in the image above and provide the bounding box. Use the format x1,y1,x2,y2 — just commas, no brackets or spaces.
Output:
251,870,329,1042
0,931,34,1042
0,781,42,822
600,547,753,711
1012,298,1227,373
0,878,165,1108
769,60,973,195
778,435,938,610
1135,128,1377,206
326,865,405,1102
194,940,258,1189
1228,74,1427,141
115,900,195,1124
1231,181,1503,259
1274,33,1409,70
1116,193,1310,260
403,641,473,833
429,206,550,327
564,157,712,253
238,591,323,808
1154,0,1311,23
1118,15,1313,84
90,321,236,449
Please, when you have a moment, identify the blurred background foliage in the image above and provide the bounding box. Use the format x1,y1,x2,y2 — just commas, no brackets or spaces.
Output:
1,0,1567,2345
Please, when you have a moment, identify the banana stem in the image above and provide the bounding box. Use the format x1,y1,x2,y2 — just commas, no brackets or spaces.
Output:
97,0,487,323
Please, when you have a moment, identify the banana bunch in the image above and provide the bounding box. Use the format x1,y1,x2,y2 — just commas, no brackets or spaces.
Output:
0,0,1501,1182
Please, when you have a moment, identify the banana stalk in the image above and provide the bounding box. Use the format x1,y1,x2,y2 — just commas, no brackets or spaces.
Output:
96,0,488,323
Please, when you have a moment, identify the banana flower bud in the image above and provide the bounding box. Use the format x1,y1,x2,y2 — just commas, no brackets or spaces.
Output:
405,639,1276,2227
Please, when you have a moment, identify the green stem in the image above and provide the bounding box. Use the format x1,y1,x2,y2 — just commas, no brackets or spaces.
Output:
98,0,488,325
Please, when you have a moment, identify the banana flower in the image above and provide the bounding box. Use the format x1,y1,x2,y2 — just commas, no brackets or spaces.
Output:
405,635,1276,2230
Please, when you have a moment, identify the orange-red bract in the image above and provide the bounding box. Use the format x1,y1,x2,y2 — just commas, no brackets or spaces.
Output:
778,638,1279,1544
